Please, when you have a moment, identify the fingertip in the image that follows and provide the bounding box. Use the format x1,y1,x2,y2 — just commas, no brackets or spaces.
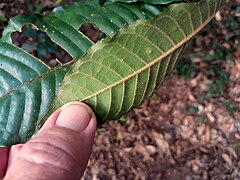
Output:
38,109,62,133
56,101,97,133
83,114,97,137
4,102,98,180
39,102,97,134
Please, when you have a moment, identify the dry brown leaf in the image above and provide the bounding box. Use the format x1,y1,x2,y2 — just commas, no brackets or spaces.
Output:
222,153,233,165
236,60,240,72
226,147,238,160
206,112,215,123
215,11,222,21
204,125,211,143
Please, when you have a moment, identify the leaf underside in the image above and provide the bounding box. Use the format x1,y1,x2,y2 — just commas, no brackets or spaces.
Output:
0,0,225,146
52,0,225,124
0,0,166,146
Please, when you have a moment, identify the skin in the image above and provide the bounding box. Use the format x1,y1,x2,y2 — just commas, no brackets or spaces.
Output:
0,102,97,180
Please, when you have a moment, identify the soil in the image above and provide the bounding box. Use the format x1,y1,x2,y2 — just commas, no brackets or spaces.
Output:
0,0,239,179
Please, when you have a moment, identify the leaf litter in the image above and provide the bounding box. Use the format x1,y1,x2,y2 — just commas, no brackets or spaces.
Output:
83,0,240,179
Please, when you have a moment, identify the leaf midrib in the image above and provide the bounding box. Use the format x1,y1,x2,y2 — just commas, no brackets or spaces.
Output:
0,59,74,100
81,11,217,101
0,3,218,102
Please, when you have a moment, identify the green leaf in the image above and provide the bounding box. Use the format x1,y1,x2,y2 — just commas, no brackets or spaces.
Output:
51,0,226,124
0,0,164,146
0,15,7,22
2,0,163,58
0,0,226,146
106,0,182,4
0,42,69,146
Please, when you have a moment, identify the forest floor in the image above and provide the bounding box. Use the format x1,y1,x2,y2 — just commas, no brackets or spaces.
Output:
0,0,240,179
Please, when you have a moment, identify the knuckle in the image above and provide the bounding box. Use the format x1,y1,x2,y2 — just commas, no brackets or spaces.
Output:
19,128,80,171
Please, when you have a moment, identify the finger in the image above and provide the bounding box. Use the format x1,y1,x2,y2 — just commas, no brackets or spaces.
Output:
4,102,97,180
5,109,62,170
7,144,23,170
0,147,9,178
38,108,62,133
6,108,62,169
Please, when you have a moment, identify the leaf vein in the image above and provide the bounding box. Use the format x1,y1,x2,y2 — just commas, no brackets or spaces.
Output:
0,61,74,101
141,23,176,46
51,15,95,44
80,12,216,102
100,48,136,72
121,32,164,54
157,15,187,38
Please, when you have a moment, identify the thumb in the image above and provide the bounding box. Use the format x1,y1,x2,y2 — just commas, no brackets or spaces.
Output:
4,102,97,180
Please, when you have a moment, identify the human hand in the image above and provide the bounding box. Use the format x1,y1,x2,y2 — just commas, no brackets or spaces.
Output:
0,102,97,180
